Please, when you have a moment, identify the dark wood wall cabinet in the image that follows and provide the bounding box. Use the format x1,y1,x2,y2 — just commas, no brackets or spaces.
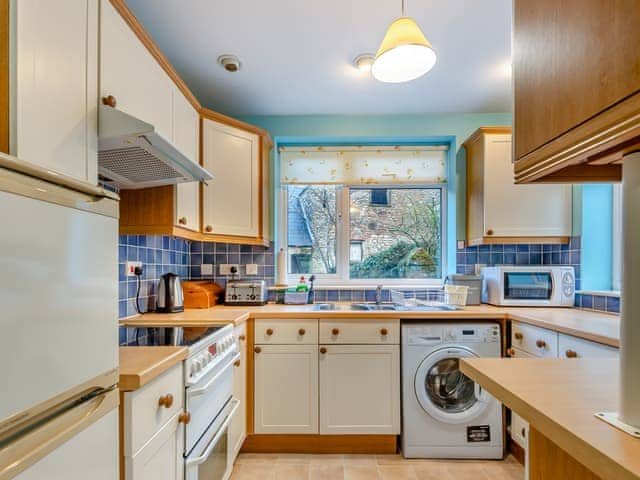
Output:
513,0,640,183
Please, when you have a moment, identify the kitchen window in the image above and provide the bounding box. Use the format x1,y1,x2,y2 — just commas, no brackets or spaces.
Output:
612,184,622,291
278,144,448,285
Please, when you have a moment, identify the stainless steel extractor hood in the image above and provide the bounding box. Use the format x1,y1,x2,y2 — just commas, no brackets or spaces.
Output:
98,105,213,189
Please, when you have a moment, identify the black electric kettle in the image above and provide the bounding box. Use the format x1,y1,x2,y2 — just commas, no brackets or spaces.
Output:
156,273,184,313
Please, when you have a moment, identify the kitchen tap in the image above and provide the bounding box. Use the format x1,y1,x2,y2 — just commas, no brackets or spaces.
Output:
375,284,383,305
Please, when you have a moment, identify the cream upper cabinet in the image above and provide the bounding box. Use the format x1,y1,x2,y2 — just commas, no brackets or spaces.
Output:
253,344,319,434
172,87,200,231
229,322,247,463
100,0,173,140
319,344,400,435
12,0,99,184
202,118,260,238
464,127,572,246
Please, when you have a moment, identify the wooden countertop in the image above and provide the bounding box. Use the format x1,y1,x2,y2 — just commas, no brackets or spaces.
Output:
460,358,639,480
120,304,619,347
119,346,188,391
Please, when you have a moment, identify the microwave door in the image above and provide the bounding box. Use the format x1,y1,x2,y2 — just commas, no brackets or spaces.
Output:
503,272,553,301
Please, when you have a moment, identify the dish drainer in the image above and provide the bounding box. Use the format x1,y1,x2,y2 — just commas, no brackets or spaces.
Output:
389,285,469,308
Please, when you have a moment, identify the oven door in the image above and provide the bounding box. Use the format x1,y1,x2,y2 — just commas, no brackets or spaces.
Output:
185,398,239,480
185,351,240,453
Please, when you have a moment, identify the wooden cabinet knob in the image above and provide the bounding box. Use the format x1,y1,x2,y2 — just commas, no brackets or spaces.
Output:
158,394,173,408
565,349,578,358
320,347,327,354
101,95,117,108
514,332,523,340
535,339,547,349
506,347,516,357
238,334,246,341
178,217,187,225
332,328,340,335
234,359,241,367
380,328,388,336
178,412,191,424
254,346,262,353
205,225,213,233
266,328,274,336
486,229,494,236
299,328,306,335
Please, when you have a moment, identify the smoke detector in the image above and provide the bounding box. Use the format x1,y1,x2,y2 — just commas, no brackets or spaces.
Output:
217,55,241,73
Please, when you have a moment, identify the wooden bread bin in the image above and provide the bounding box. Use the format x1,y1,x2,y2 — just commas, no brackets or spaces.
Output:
182,281,224,309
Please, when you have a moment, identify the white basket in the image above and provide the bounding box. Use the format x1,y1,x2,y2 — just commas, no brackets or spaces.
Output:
444,285,469,306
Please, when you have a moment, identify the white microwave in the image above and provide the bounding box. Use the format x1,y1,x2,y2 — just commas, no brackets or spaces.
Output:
481,266,575,307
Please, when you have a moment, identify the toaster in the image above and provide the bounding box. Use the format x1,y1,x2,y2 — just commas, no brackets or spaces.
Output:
225,280,267,306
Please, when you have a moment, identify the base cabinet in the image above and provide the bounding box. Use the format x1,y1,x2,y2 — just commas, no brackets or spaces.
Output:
229,322,247,462
319,344,400,435
253,344,319,434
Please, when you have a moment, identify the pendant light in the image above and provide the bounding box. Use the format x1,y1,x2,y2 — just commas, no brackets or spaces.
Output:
372,0,437,83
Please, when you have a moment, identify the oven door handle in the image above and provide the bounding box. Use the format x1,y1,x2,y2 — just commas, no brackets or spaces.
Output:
188,352,241,397
185,398,240,467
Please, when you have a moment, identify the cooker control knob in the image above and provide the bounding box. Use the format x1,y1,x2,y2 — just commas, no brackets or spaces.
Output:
250,294,256,300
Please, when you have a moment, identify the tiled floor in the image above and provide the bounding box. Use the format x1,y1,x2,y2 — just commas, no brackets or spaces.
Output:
230,453,524,480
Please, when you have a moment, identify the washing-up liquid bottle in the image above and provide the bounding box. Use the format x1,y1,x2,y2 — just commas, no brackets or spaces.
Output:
296,276,308,292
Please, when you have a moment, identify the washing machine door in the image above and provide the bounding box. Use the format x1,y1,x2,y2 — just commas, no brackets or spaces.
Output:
414,346,490,424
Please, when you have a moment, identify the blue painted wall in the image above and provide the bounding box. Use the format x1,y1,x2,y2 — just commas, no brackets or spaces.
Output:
580,184,614,291
241,113,512,275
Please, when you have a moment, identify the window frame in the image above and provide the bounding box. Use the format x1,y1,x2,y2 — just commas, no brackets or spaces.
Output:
279,184,448,286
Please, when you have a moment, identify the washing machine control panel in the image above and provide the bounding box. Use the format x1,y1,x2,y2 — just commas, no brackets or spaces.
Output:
407,324,500,345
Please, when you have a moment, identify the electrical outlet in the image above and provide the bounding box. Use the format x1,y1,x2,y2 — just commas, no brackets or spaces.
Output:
246,263,258,275
126,261,142,277
201,264,213,275
457,240,466,250
219,264,239,275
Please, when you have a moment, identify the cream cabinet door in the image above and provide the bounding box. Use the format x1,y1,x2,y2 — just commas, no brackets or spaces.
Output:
229,322,247,461
483,133,572,237
254,344,318,434
125,412,183,480
100,0,173,140
13,0,98,184
558,333,618,359
319,344,400,434
202,119,260,237
172,88,200,231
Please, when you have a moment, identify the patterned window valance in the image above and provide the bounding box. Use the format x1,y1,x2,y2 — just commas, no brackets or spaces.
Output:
279,145,448,185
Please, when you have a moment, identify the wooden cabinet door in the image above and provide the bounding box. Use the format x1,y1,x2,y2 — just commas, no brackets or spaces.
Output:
202,118,260,237
319,344,400,434
513,0,640,160
482,134,572,237
126,412,183,480
172,87,200,231
254,344,318,434
100,0,173,140
229,323,247,461
13,0,98,183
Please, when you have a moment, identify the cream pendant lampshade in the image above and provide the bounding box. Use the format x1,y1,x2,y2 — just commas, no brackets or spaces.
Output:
372,16,436,83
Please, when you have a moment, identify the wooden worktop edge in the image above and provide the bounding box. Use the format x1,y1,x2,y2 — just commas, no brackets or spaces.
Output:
119,347,188,392
460,359,636,480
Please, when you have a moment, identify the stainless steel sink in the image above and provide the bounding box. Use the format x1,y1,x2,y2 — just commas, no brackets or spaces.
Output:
312,303,339,311
350,303,397,311
350,302,461,312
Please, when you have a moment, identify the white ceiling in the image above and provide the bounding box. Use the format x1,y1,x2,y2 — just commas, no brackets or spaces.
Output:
125,0,512,116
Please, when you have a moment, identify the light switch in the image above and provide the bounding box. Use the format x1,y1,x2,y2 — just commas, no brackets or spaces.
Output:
201,264,213,275
246,263,258,275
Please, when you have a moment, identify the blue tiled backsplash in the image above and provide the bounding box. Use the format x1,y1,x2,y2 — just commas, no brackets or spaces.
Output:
119,235,620,333
118,235,190,319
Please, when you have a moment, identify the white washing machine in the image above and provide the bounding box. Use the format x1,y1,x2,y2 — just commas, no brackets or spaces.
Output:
401,322,503,459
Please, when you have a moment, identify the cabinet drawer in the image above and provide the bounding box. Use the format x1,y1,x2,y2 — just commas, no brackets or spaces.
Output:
558,333,619,359
510,411,529,450
123,363,183,456
511,322,558,357
319,319,399,345
255,318,318,344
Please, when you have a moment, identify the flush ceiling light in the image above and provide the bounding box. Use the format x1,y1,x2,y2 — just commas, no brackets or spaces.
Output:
372,0,437,83
353,54,375,72
217,54,241,73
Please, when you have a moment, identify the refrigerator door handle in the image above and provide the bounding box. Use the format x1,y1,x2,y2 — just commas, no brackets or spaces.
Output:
0,381,118,479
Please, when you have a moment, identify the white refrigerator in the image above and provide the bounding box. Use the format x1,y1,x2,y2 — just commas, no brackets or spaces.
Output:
0,153,119,479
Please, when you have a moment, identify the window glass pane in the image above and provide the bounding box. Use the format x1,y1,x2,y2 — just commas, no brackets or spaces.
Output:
349,188,442,279
287,185,337,274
